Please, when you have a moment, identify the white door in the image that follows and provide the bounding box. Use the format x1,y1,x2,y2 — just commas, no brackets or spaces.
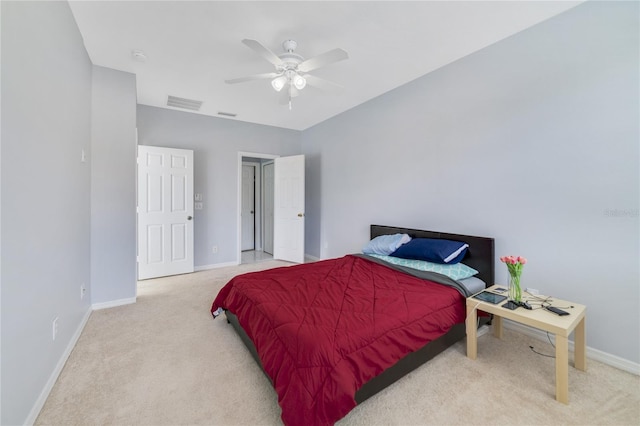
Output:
138,146,194,280
241,165,256,251
273,155,305,264
263,162,274,255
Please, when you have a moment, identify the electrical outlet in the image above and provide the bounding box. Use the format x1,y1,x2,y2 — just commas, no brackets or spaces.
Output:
212,245,218,254
80,284,86,300
52,317,59,341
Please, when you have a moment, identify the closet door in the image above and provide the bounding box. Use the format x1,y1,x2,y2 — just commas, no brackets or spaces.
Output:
241,164,256,251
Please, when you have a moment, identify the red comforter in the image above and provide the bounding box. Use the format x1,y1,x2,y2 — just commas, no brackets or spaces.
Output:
211,255,466,425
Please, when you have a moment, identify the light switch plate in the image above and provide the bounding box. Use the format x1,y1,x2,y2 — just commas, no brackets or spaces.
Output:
194,193,203,201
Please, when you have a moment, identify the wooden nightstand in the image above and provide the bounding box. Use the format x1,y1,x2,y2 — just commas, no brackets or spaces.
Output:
465,285,587,404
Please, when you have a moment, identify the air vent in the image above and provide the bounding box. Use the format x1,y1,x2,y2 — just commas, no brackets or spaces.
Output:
167,95,202,111
217,111,237,117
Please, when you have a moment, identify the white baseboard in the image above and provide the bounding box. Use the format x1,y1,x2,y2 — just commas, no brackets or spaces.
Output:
304,254,320,262
504,319,640,376
92,296,136,310
194,261,240,271
24,306,92,425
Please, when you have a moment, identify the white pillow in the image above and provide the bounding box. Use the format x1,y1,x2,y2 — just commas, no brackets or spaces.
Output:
362,233,411,256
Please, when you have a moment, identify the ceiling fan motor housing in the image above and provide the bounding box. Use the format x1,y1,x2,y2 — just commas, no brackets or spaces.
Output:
282,39,298,52
278,40,304,72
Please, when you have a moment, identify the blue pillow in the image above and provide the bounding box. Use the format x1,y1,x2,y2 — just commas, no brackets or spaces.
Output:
390,238,469,264
362,233,411,256
368,254,478,280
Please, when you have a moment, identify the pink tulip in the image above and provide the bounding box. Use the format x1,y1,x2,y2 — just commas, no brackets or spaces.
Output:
501,255,528,265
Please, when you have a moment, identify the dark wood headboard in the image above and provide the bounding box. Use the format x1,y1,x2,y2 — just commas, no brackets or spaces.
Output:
370,225,495,287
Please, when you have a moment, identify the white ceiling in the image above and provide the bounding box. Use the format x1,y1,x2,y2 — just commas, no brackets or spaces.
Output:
68,1,582,131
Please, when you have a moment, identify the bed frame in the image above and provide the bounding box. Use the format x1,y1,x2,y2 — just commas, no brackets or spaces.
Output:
224,225,494,406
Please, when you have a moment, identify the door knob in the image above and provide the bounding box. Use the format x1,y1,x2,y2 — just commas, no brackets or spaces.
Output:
297,213,305,217
187,216,193,221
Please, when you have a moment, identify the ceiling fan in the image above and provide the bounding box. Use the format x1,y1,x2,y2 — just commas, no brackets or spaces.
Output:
225,39,349,109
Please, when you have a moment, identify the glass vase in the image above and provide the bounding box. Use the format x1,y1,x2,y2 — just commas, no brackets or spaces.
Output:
508,273,522,302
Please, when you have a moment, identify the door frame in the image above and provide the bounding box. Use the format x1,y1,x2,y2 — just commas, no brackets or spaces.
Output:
237,151,279,264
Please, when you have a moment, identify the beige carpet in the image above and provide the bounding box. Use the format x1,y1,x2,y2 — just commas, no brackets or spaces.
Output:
36,260,640,426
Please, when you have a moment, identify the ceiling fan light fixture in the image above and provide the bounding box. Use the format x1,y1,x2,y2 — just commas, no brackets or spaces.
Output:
271,75,287,92
293,74,306,90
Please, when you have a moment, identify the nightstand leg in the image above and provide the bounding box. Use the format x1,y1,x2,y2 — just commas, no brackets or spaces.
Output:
493,315,503,339
466,304,477,359
555,334,569,404
574,317,587,371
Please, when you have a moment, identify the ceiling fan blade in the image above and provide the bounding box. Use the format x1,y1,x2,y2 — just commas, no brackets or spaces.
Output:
242,39,283,67
303,74,344,93
298,48,348,73
225,72,280,84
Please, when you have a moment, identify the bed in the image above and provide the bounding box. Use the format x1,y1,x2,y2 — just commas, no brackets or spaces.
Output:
210,225,494,425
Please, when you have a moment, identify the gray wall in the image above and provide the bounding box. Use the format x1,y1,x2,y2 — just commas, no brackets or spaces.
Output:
1,2,93,424
136,106,301,267
302,1,639,364
91,66,137,304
